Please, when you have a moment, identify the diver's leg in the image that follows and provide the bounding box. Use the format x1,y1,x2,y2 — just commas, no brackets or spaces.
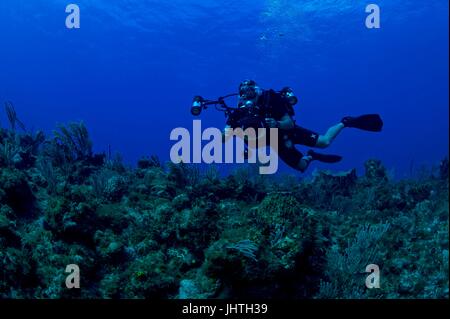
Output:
315,123,345,149
309,115,383,149
288,126,321,147
296,154,313,172
278,137,312,173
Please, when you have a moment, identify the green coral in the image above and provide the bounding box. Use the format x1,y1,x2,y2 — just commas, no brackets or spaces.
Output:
0,115,448,299
257,193,302,224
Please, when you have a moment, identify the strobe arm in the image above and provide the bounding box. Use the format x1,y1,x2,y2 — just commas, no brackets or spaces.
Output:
191,93,239,116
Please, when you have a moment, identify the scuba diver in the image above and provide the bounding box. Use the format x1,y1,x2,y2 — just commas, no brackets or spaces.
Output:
191,80,383,173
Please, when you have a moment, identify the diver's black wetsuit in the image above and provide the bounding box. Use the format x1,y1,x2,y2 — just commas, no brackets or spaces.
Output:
226,89,319,170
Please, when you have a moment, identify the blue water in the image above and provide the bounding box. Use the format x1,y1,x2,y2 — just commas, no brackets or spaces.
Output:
0,0,448,176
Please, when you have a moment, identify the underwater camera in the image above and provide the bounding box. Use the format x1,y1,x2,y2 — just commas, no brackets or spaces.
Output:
280,87,298,106
191,96,205,116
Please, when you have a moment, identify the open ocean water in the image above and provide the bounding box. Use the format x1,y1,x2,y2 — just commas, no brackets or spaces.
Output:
0,0,448,303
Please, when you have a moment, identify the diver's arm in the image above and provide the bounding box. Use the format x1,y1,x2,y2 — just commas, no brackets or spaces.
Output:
267,114,294,130
279,114,295,130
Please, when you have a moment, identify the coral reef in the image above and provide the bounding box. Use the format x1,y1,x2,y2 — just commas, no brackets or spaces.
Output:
0,108,448,299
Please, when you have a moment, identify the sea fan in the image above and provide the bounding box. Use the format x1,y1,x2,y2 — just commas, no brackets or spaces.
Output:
52,121,93,161
5,101,26,132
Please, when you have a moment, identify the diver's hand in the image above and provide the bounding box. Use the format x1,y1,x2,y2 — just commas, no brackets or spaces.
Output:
222,126,233,143
265,118,279,128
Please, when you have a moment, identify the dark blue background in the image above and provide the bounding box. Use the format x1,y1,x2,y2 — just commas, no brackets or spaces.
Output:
0,0,448,177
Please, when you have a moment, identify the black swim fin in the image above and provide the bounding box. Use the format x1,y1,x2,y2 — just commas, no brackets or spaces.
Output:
341,114,383,132
307,150,343,164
